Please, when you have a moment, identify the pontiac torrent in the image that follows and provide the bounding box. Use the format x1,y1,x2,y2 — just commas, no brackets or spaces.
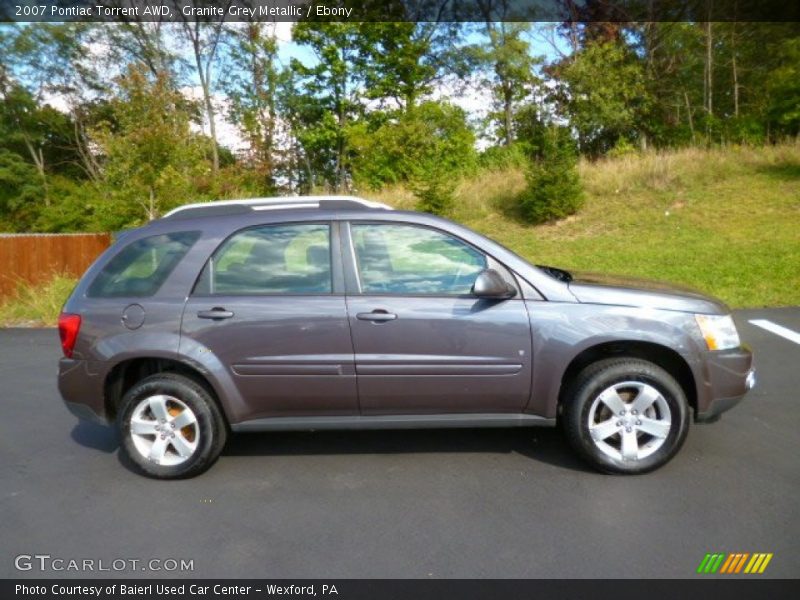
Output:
57,196,755,478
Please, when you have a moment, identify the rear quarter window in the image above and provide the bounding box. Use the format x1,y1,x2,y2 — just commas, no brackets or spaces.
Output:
87,231,200,298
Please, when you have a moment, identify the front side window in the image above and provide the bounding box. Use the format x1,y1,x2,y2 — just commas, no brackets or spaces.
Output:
351,223,487,295
88,231,199,298
196,223,331,295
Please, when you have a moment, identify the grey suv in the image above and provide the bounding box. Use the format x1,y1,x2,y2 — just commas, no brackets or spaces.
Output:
57,196,755,478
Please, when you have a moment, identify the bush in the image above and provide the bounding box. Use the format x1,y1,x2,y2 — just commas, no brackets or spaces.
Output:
348,101,476,190
607,137,638,159
478,143,529,171
410,165,456,216
519,127,584,224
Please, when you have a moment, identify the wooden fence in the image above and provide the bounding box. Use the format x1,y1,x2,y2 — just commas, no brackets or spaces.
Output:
0,233,112,299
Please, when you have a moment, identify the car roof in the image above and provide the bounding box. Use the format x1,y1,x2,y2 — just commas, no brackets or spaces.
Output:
162,196,393,220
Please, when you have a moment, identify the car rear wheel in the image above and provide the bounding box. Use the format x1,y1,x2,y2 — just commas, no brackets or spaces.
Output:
117,373,227,479
563,358,690,474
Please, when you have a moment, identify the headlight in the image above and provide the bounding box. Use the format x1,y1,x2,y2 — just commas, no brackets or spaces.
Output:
695,314,741,351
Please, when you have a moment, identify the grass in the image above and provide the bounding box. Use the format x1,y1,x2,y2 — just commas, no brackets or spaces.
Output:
0,274,78,327
364,143,800,308
1,143,797,326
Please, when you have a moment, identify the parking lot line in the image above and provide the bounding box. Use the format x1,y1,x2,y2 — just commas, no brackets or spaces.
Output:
748,319,800,345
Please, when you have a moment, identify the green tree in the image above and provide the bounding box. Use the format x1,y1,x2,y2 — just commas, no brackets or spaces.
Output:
626,22,800,146
0,148,44,231
347,100,476,193
290,22,367,191
359,22,471,112
518,126,583,224
90,66,208,229
180,12,229,177
224,22,282,193
765,37,800,136
471,8,541,146
550,40,649,156
0,82,87,216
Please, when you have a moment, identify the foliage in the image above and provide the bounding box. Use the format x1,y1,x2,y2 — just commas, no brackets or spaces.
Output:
360,22,473,111
89,66,209,229
0,20,798,236
348,101,475,216
550,40,649,156
289,22,366,192
471,21,542,146
628,22,800,148
766,37,800,134
224,23,282,194
518,127,584,224
478,143,529,171
348,101,476,190
410,163,457,216
0,148,44,231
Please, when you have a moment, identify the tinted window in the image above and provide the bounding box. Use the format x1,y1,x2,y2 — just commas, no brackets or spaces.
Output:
197,223,331,295
87,232,199,298
351,223,486,295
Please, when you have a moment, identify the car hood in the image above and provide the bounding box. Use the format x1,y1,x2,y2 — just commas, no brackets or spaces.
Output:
563,270,729,315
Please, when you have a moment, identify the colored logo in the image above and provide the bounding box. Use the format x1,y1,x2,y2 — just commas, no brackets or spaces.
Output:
697,553,773,574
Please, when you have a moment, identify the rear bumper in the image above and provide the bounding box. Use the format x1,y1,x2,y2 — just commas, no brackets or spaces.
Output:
695,346,755,423
58,358,109,424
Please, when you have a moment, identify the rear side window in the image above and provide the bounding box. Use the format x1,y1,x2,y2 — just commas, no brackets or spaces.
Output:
194,223,332,295
87,232,199,298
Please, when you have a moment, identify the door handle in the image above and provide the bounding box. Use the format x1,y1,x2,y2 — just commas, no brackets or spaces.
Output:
356,310,397,322
197,307,234,320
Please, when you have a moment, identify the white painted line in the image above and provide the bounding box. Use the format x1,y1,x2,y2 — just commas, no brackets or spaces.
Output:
748,319,800,345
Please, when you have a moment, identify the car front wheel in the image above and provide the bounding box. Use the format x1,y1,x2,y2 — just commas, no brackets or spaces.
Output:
563,358,690,474
117,373,227,479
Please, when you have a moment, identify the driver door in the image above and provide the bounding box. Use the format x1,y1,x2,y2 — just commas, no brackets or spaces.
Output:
343,222,533,415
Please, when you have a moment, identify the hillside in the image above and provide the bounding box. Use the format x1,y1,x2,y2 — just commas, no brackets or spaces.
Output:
1,144,798,326
365,144,800,308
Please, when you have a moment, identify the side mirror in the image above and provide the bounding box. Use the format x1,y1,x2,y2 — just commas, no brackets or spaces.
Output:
472,269,517,299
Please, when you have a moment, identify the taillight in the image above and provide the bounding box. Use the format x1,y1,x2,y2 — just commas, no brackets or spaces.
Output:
58,313,81,359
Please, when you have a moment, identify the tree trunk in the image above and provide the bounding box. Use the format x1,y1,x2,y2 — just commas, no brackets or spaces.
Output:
731,25,740,118
732,54,739,118
195,53,219,176
184,20,221,177
145,186,156,221
705,21,713,118
503,84,514,147
23,135,48,207
335,51,349,193
74,119,101,184
684,91,696,144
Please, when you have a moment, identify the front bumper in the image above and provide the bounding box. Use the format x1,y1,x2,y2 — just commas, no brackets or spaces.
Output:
695,346,755,423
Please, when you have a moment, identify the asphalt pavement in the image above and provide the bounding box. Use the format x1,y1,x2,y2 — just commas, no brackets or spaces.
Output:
1,308,798,579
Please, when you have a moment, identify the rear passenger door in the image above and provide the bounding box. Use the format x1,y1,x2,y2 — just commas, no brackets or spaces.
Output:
343,222,533,415
180,222,358,421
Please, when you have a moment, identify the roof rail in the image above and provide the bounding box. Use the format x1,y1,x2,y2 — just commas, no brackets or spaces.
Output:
163,196,392,219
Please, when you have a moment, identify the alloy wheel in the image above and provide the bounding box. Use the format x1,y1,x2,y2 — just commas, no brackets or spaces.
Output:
129,395,199,466
587,381,672,462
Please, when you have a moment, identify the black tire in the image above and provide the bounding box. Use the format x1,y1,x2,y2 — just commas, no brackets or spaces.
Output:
562,358,690,474
117,373,227,479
